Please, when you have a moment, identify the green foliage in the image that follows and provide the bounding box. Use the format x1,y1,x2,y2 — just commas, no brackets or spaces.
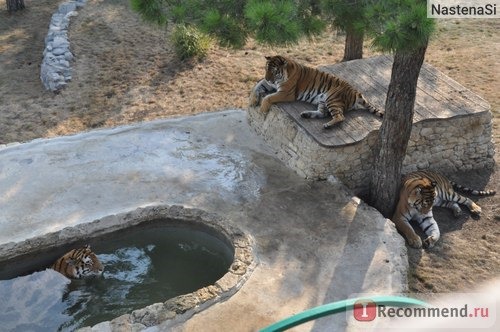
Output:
151,0,248,48
169,4,188,22
364,0,435,53
130,0,168,26
320,0,434,53
171,25,213,60
244,0,301,45
164,0,200,23
321,0,366,31
131,0,326,48
300,14,327,37
130,0,433,53
295,1,326,37
202,10,247,48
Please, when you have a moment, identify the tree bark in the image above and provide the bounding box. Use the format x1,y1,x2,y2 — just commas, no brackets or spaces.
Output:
342,28,363,62
6,0,25,12
369,44,428,217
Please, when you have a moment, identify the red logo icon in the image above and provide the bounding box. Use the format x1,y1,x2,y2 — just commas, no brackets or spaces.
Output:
353,300,377,321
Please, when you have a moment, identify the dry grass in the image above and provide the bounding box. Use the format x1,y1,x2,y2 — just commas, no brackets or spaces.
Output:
1,0,498,293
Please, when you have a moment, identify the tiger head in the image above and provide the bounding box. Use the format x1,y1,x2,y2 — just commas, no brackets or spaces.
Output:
78,246,104,278
407,179,437,214
52,245,104,279
264,55,289,86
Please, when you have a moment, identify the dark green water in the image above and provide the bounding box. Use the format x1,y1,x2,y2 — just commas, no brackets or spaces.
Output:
0,222,233,331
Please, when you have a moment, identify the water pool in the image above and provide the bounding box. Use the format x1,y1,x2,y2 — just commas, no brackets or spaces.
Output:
0,221,233,331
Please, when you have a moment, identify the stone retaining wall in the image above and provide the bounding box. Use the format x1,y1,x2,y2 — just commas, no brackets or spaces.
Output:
247,106,495,195
40,0,87,91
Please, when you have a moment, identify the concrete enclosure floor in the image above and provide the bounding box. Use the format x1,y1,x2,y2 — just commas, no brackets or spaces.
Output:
0,110,407,331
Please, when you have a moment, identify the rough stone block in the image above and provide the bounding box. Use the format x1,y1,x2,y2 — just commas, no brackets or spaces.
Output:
248,106,494,195
58,2,77,15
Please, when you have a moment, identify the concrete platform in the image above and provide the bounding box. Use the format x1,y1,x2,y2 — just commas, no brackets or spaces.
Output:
0,110,407,331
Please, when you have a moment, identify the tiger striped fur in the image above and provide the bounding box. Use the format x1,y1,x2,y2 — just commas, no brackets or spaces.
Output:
51,245,104,279
249,55,383,129
393,170,495,249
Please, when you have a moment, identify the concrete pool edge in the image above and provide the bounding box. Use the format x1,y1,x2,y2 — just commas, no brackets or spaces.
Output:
0,204,257,330
0,110,410,331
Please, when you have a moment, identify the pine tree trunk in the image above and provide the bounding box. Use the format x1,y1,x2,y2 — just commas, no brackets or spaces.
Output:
369,44,428,217
6,0,25,12
342,28,363,62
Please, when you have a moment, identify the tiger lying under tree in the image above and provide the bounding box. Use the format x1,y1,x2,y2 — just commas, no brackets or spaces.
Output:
51,245,104,279
249,55,384,129
393,170,496,249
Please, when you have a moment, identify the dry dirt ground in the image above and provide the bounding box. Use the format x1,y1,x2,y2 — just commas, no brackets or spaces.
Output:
1,0,498,294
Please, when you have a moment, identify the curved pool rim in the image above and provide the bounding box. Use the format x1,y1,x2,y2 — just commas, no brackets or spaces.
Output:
0,205,256,329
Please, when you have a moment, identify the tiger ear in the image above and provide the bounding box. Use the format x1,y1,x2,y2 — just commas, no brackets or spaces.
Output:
430,181,437,188
265,56,272,61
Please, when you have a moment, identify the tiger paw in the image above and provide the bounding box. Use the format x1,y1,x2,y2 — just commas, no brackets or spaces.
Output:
249,95,259,108
323,116,343,129
301,112,312,118
249,88,261,107
407,236,423,249
469,202,482,215
423,236,437,249
259,101,271,113
259,105,269,113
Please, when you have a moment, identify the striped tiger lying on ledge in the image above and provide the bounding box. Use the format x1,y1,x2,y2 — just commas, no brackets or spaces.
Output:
249,55,383,129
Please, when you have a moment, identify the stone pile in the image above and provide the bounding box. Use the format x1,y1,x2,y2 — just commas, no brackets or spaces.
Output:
40,0,86,92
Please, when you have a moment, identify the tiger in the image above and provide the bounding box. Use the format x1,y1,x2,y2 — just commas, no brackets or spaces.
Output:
51,245,104,279
248,55,384,129
392,170,495,249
